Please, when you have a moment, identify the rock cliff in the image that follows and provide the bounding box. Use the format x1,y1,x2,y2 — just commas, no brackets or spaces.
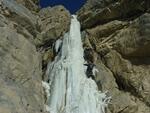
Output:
0,0,150,113
0,0,70,113
78,0,150,113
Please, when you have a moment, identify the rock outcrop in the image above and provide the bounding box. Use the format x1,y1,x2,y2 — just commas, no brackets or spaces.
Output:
15,0,39,12
36,5,71,46
95,60,150,113
36,5,71,73
78,0,150,113
78,0,150,29
114,13,150,57
0,0,71,113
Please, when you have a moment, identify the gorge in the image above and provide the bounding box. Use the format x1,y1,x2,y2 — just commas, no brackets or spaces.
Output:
0,0,150,113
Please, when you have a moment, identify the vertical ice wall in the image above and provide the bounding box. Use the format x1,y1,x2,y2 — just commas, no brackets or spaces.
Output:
45,15,110,113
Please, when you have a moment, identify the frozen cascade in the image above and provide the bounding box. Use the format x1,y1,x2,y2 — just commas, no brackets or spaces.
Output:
45,15,110,113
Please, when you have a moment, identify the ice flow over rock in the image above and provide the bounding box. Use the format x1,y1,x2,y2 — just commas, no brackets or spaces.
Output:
45,15,110,113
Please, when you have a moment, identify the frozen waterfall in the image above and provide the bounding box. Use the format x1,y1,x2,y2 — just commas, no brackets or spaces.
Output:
45,15,110,113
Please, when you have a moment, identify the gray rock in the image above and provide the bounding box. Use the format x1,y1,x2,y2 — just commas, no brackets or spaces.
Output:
0,13,45,113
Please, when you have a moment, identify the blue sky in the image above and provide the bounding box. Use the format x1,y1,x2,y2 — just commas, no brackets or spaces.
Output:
40,0,86,14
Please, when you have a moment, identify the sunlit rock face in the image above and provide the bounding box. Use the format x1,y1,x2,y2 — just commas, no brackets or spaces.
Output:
77,0,149,29
45,15,110,113
0,0,46,113
37,5,71,46
15,0,39,11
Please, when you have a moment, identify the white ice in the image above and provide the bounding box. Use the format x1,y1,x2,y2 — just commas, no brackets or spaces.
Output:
42,81,50,98
92,67,99,77
46,15,110,113
55,39,62,53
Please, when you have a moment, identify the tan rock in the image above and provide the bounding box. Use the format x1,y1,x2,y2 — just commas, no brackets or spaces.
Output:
104,50,150,106
0,14,45,113
1,0,38,37
84,20,128,55
37,5,71,46
15,0,39,12
78,0,149,29
95,58,150,113
114,13,150,57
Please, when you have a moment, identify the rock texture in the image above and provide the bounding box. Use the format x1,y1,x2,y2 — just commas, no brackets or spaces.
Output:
15,0,39,12
0,0,47,113
78,0,150,113
114,13,150,57
36,5,71,47
36,5,71,74
78,0,150,29
95,60,150,113
0,0,71,112
0,0,54,113
0,0,38,38
0,0,150,113
0,16,44,113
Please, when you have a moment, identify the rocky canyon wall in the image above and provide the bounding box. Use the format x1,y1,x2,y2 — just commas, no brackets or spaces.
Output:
0,0,150,113
0,0,70,113
77,0,150,113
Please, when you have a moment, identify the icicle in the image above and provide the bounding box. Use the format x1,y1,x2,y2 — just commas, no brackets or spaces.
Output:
55,39,62,54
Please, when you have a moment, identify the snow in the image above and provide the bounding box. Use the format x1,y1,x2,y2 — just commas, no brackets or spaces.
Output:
92,67,99,77
42,81,50,98
45,15,110,113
